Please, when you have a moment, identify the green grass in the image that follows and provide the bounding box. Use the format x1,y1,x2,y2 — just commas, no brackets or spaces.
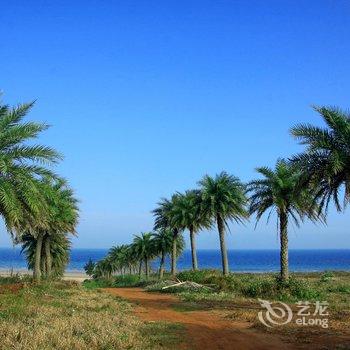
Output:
175,270,350,302
82,278,115,289
143,270,350,314
84,273,166,289
84,270,350,311
141,322,186,348
0,274,32,285
0,279,184,349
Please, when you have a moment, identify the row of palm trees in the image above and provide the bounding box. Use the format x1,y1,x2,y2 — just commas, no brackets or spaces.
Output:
94,106,350,282
88,230,184,279
0,99,79,281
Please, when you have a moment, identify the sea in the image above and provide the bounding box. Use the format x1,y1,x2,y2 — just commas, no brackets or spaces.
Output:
0,248,349,273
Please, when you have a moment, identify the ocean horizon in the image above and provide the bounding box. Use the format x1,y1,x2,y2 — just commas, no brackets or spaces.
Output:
0,248,349,273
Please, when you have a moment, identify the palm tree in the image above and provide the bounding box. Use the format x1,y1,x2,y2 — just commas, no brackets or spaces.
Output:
94,257,114,279
0,101,60,241
108,244,132,275
152,229,185,278
47,179,78,278
199,172,248,275
128,243,143,277
125,244,139,274
23,178,79,281
21,232,71,278
131,232,155,279
152,195,183,277
171,190,210,270
291,106,350,213
84,258,96,277
47,233,71,278
247,160,320,282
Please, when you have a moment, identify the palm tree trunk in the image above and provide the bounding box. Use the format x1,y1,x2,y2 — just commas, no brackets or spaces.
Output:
41,254,46,277
217,215,229,276
189,226,198,270
145,258,149,280
279,211,289,282
34,233,44,281
159,251,165,279
171,229,178,277
44,235,52,279
138,261,142,277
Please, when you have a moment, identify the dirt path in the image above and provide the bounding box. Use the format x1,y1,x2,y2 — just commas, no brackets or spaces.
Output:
105,287,297,350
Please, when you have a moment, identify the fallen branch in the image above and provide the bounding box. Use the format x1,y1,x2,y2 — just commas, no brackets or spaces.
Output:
162,281,186,290
161,280,213,290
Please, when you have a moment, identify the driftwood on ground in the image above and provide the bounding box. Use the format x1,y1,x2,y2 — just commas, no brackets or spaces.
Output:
161,280,213,290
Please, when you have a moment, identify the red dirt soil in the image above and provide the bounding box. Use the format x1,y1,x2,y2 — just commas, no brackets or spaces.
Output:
105,287,297,350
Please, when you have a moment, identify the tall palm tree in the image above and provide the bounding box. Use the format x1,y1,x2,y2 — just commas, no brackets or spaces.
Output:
152,195,183,277
131,232,155,279
152,229,185,278
247,160,320,282
0,101,60,240
291,106,350,213
171,190,210,270
199,172,248,275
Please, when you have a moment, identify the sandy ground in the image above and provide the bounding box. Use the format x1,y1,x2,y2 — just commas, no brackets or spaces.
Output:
105,287,298,350
0,269,88,282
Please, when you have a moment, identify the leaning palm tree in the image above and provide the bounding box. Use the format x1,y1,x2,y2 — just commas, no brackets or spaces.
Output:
171,190,210,270
152,195,183,277
247,160,321,282
0,100,60,241
131,232,155,279
291,106,350,213
199,172,248,275
152,229,185,278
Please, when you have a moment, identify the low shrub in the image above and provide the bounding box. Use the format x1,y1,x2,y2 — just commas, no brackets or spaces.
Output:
114,274,142,287
283,277,323,300
175,270,324,302
0,274,32,285
176,270,221,284
240,277,276,298
327,284,350,294
83,278,115,289
320,271,335,282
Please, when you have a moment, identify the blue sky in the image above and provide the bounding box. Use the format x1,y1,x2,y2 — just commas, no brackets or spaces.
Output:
1,0,349,249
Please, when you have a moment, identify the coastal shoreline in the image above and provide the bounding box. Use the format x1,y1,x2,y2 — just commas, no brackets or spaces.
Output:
0,269,89,282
